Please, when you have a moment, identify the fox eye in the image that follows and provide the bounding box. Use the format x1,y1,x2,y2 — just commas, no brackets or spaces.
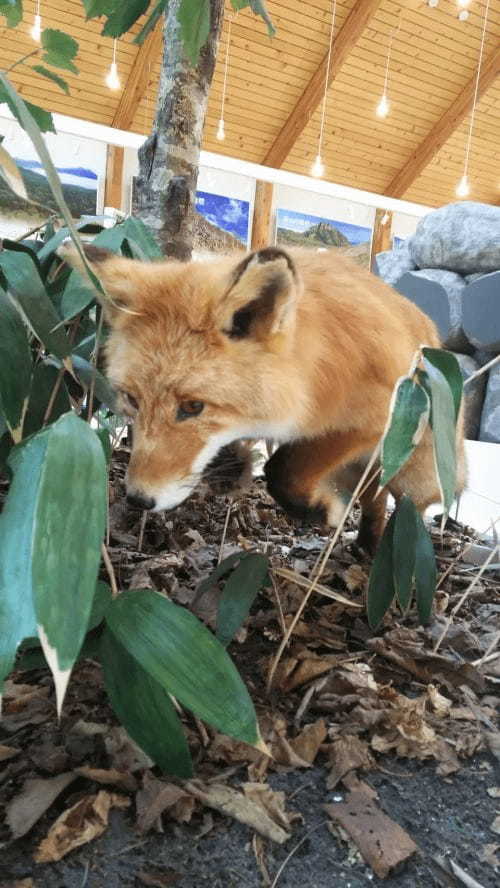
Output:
177,400,205,421
119,391,139,414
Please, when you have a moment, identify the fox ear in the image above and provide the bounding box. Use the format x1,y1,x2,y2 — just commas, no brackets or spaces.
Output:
57,241,142,321
217,247,300,341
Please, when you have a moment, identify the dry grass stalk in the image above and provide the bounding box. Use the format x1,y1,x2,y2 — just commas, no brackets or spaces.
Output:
433,544,499,653
101,542,119,599
217,500,232,564
137,511,148,553
273,567,361,609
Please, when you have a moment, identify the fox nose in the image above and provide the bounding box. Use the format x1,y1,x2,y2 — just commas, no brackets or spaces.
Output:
126,491,156,510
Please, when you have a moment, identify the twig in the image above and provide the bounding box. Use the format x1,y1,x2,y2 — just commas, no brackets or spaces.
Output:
137,510,148,552
266,443,381,692
42,366,66,426
268,571,287,636
433,544,499,653
101,542,119,599
270,821,330,888
86,307,104,421
14,216,56,242
464,353,500,386
437,516,500,589
4,49,39,73
474,629,500,666
218,500,232,564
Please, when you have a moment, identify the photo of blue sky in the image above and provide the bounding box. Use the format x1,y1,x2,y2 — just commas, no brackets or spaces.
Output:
195,190,249,244
277,209,370,245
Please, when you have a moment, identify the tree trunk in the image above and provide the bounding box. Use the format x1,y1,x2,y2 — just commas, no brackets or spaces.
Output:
135,0,225,260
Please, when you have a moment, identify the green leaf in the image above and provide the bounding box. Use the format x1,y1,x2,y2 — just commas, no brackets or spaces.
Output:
32,64,70,95
105,589,260,746
1,414,107,712
414,512,436,625
0,250,72,359
71,354,118,411
178,0,210,65
197,549,251,598
134,0,167,44
0,0,22,27
88,581,112,630
392,496,417,612
0,81,56,134
60,270,95,319
23,362,71,438
101,0,150,38
422,347,463,422
380,376,430,488
217,553,269,647
421,361,457,516
0,286,32,440
41,29,79,74
231,0,275,36
0,142,28,200
121,217,163,259
101,628,193,777
367,511,396,630
96,427,112,464
82,0,117,18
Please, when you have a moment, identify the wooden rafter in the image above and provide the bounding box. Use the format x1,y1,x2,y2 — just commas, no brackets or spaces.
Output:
385,44,500,198
112,22,163,130
262,0,385,169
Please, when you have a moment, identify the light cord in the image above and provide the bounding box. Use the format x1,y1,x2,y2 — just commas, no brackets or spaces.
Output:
461,0,491,183
317,0,337,159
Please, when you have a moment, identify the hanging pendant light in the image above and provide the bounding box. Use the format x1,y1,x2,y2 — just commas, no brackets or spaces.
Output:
375,13,401,120
106,39,121,90
216,17,233,141
31,0,42,41
455,0,491,198
311,0,337,178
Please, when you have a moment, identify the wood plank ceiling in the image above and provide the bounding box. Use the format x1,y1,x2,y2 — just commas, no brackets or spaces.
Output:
2,0,500,208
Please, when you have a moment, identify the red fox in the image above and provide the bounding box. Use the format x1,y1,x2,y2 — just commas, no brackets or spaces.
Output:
62,244,466,552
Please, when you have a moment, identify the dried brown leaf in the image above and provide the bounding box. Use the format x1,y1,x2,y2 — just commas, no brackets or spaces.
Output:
74,766,137,792
0,881,35,888
34,791,130,863
327,735,376,789
480,844,499,867
290,718,327,765
242,782,295,832
136,868,182,887
185,781,290,843
491,814,500,836
5,773,76,840
136,772,195,834
0,744,20,762
326,791,417,878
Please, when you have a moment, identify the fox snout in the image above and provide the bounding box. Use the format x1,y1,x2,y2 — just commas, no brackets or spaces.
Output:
126,490,156,511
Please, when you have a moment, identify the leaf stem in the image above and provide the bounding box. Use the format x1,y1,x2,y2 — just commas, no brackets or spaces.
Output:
4,50,40,74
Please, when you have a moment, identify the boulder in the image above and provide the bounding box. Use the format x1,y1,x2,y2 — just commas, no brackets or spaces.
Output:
374,240,415,286
479,362,500,444
462,271,500,352
409,202,500,274
464,272,485,284
454,354,486,440
394,268,470,352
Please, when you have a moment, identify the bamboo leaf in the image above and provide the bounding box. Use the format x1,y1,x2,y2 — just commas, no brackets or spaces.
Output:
60,271,95,320
414,513,437,625
392,496,417,612
105,589,260,746
367,511,396,630
0,81,56,134
23,362,71,438
134,0,167,44
421,361,457,516
0,414,107,713
178,0,210,65
32,64,70,95
0,286,32,439
121,217,163,259
101,628,193,777
0,143,28,200
101,0,150,37
197,550,249,597
422,347,463,422
231,0,275,36
0,0,22,27
41,29,79,73
0,250,72,359
380,376,430,488
217,553,269,647
71,354,118,411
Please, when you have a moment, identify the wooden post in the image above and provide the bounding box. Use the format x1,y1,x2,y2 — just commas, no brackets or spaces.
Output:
370,209,393,271
250,180,274,250
104,145,125,211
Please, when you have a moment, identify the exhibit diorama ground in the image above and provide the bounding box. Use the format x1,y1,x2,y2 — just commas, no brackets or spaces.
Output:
0,447,499,887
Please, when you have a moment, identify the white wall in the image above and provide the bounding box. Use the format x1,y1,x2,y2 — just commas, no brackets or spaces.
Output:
273,184,376,234
392,211,420,241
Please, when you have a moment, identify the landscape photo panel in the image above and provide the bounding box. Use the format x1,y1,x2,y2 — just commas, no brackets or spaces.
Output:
194,190,249,253
0,155,99,239
276,208,372,267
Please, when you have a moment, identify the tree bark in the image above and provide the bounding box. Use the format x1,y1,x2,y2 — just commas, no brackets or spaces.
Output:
135,0,225,260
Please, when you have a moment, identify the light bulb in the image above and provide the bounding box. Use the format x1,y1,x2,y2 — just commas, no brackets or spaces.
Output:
458,0,470,7
216,118,225,141
106,62,120,90
456,175,470,198
381,212,390,225
458,9,469,19
376,94,390,118
310,155,324,178
30,13,42,41
428,0,439,6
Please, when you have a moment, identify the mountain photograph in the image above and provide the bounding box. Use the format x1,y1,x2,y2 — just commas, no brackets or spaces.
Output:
276,209,372,267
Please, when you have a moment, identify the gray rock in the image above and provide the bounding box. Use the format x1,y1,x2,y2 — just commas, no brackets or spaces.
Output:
454,353,486,440
462,271,500,351
374,240,415,286
465,272,485,284
479,362,500,443
409,202,500,274
394,268,470,352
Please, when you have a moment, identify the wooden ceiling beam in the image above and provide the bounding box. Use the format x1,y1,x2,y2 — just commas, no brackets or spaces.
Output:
112,22,163,130
261,0,385,169
385,44,500,199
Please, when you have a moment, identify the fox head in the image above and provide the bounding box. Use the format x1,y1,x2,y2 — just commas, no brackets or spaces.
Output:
61,242,306,511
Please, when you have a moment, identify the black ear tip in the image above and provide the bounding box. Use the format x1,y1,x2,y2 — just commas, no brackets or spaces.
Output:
255,247,296,276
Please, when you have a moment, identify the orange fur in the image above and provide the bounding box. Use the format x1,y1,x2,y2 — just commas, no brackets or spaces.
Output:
61,243,466,548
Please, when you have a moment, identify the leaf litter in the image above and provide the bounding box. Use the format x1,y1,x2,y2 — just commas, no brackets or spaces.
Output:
0,450,499,885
